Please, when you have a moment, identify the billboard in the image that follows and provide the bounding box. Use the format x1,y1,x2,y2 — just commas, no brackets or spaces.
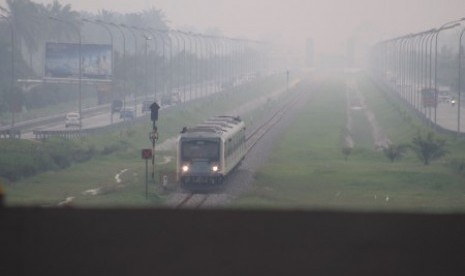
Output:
45,42,112,80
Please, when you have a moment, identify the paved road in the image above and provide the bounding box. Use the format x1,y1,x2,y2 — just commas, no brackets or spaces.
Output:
435,101,465,133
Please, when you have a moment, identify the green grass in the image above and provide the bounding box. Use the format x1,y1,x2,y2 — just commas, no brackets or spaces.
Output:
232,73,465,213
3,74,290,207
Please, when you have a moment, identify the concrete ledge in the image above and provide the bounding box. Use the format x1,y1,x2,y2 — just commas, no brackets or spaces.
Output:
1,208,465,275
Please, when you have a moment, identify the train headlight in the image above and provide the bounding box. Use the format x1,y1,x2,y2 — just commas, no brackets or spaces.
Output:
212,165,219,172
182,165,189,172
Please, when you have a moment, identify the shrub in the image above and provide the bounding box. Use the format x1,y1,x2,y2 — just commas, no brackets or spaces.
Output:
449,158,465,176
410,132,447,165
342,146,352,161
0,137,102,181
382,143,409,162
102,140,129,155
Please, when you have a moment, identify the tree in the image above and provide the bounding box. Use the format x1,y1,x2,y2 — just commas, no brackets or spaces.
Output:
410,132,447,165
5,0,79,72
341,146,352,161
6,0,41,67
383,143,409,162
41,0,80,41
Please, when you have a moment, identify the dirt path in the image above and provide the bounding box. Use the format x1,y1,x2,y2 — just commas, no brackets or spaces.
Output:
345,79,390,151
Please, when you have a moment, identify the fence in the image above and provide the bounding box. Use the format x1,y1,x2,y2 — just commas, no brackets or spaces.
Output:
0,129,21,139
33,114,149,140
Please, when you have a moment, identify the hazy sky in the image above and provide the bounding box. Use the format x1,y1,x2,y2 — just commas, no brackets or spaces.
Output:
2,0,465,55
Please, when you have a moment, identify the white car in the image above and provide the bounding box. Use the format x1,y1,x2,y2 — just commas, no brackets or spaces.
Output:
65,112,81,128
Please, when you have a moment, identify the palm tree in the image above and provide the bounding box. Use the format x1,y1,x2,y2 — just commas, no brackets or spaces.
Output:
6,0,80,71
41,0,80,41
6,0,41,68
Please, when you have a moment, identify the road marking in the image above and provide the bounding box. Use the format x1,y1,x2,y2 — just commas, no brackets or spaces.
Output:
115,169,128,183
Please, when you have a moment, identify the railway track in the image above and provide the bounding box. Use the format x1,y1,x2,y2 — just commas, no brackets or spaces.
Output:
245,91,302,152
175,193,210,209
175,87,303,209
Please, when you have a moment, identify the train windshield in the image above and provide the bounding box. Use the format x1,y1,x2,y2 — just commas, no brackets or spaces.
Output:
181,139,219,161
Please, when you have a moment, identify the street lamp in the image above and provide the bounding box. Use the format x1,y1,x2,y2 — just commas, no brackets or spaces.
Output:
0,13,15,130
120,24,138,107
143,34,152,100
434,19,465,123
82,18,114,123
82,19,114,74
423,30,436,115
457,27,465,135
49,16,82,129
179,31,193,101
171,31,182,101
104,21,127,108
131,26,160,101
148,28,168,102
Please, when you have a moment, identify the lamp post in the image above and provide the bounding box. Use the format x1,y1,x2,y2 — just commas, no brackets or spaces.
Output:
105,22,127,108
192,34,202,98
458,27,465,135
195,33,208,97
82,19,113,71
49,16,82,129
180,31,193,101
420,30,436,115
82,18,114,122
165,31,173,100
174,31,188,102
434,19,465,123
144,35,152,100
148,29,167,102
401,36,411,103
0,13,15,130
120,24,138,108
171,31,182,101
204,36,214,95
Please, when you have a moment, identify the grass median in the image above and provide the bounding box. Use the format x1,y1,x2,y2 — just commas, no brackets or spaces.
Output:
233,72,465,213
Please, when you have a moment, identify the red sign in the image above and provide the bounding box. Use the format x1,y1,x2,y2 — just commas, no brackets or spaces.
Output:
421,88,437,108
141,149,153,159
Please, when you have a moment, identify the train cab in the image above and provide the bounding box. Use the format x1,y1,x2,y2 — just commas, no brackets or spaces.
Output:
177,115,246,187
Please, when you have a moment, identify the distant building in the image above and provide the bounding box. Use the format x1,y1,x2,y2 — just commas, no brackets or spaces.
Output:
306,38,314,67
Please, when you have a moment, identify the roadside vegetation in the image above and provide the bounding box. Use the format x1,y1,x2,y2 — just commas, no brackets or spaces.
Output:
2,74,290,207
233,72,465,213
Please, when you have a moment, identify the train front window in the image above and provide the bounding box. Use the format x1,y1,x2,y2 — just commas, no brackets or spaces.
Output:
181,140,219,161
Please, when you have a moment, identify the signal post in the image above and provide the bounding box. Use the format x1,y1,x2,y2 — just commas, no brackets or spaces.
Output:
141,101,160,198
149,102,160,181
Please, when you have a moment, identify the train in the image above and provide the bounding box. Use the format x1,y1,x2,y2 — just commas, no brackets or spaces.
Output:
176,115,246,186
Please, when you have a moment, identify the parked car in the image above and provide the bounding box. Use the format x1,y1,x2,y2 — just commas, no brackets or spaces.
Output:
120,107,136,120
65,112,81,128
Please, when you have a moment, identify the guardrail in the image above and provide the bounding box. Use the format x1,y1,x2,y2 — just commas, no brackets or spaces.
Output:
33,113,149,140
0,103,112,133
0,129,21,139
